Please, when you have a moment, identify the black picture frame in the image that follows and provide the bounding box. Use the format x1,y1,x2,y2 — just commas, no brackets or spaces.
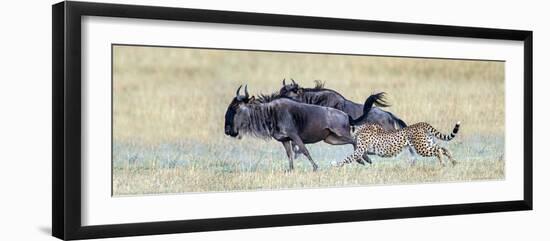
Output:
52,1,533,240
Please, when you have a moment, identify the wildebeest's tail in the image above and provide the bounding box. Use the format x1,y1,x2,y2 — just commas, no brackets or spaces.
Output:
432,121,461,141
349,92,390,126
389,112,407,129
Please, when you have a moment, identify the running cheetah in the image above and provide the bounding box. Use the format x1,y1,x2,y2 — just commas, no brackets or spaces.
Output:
332,122,460,167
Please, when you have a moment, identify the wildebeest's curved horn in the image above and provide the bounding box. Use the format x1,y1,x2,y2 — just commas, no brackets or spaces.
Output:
282,78,286,86
244,84,249,98
291,78,297,85
236,85,242,96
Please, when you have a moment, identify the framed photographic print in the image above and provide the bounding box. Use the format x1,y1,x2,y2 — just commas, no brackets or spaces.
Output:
52,1,533,240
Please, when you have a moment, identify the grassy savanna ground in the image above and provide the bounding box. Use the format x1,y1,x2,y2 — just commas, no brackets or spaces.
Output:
112,45,504,195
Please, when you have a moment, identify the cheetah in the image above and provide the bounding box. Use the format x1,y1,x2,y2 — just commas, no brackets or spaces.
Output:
331,121,461,167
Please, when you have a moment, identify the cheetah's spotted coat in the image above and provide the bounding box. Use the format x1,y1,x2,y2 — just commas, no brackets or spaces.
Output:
332,122,461,167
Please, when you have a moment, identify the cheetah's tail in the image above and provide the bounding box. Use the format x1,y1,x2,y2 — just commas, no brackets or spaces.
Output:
434,121,461,141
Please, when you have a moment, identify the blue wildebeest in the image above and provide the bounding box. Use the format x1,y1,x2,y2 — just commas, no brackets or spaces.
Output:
224,85,387,171
279,79,407,130
278,79,412,159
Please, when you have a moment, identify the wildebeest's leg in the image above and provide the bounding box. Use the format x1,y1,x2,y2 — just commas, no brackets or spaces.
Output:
326,126,356,146
323,134,355,145
291,142,303,159
408,152,417,166
407,146,416,159
282,141,294,171
405,145,417,166
289,135,318,171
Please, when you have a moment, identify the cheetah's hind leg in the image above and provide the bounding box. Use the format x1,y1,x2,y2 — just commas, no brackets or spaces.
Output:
441,147,457,166
436,148,446,167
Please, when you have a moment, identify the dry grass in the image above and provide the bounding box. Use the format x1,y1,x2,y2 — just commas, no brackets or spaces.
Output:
112,45,505,195
113,160,504,195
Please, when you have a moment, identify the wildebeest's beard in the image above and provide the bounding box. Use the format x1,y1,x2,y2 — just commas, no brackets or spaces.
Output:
224,101,275,139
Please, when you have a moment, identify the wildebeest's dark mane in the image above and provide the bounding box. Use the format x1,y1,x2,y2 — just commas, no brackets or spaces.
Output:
300,82,357,104
297,80,327,92
255,92,282,103
255,92,298,103
313,80,325,89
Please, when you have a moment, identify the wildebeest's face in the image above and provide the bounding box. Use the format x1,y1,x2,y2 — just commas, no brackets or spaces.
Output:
279,78,302,99
224,85,254,138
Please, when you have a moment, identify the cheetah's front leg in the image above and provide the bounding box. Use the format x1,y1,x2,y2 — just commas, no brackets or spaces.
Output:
331,148,364,167
362,153,373,164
